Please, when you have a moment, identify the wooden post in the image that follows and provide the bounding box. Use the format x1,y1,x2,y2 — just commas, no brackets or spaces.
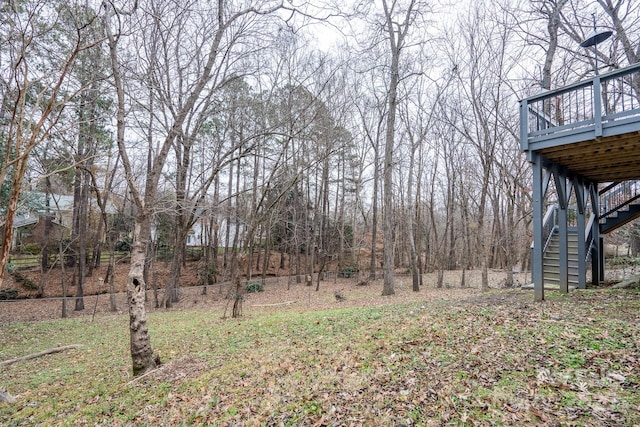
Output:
532,153,545,301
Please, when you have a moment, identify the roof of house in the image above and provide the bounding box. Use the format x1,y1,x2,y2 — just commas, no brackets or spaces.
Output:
12,215,38,229
28,192,118,214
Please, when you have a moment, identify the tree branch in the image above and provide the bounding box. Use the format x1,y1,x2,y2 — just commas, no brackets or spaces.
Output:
0,345,82,367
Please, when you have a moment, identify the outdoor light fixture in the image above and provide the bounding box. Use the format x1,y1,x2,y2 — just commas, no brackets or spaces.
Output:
580,14,612,75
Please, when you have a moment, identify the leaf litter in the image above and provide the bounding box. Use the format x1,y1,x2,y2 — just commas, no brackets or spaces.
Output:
0,279,639,426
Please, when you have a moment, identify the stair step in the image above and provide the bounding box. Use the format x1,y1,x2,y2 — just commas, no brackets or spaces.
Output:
544,279,580,285
543,263,580,268
545,271,580,277
543,270,579,279
522,283,577,291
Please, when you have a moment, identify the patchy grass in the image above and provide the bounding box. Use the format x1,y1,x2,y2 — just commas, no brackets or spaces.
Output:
1,288,639,426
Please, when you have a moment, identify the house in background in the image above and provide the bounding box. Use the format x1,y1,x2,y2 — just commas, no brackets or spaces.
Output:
7,213,69,252
4,192,248,253
1,192,119,253
186,214,241,248
151,208,242,249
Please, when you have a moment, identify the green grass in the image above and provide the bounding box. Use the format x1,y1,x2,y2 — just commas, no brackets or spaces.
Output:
1,289,639,425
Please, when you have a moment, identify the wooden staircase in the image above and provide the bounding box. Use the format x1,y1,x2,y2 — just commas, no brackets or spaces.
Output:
536,181,640,291
601,201,640,234
543,230,579,289
600,181,640,234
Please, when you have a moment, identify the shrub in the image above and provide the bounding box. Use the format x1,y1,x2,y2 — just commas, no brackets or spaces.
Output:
198,265,218,286
0,288,18,300
339,266,358,278
10,271,38,290
21,243,41,255
246,281,264,293
186,248,203,261
115,238,132,252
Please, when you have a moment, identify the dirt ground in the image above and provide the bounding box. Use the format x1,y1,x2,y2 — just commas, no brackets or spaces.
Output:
0,262,527,325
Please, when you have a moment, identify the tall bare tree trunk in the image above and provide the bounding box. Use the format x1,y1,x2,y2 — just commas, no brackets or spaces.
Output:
107,253,117,312
38,177,53,298
103,0,283,375
223,160,234,272
60,239,68,319
370,144,380,279
380,0,421,295
406,133,420,292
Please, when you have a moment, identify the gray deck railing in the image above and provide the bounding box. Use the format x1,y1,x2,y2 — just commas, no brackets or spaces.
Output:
599,180,640,220
520,63,640,151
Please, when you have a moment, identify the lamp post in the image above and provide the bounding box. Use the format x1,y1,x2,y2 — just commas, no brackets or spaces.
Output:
580,14,612,75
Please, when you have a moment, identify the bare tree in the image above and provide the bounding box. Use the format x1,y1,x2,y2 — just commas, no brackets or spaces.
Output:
379,0,425,296
597,0,640,66
0,1,102,289
103,0,285,375
439,1,521,291
354,85,386,280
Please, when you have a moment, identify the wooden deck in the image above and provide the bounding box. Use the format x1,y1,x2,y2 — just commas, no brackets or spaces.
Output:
520,63,640,183
520,63,640,300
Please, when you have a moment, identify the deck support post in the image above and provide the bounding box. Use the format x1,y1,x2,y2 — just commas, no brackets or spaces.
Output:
574,178,587,289
532,153,545,301
554,167,569,293
590,184,602,286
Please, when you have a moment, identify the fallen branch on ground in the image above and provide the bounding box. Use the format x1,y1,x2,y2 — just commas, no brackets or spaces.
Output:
0,344,82,367
0,390,16,403
613,277,640,289
124,364,168,386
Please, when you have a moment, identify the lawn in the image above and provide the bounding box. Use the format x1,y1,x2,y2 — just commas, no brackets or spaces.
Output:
1,287,639,426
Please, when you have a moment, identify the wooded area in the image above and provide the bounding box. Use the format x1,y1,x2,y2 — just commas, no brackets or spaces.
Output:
1,0,639,374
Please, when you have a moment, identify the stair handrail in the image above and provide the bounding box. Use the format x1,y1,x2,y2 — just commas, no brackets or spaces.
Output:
530,205,557,251
600,180,640,220
585,213,596,264
541,204,558,253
